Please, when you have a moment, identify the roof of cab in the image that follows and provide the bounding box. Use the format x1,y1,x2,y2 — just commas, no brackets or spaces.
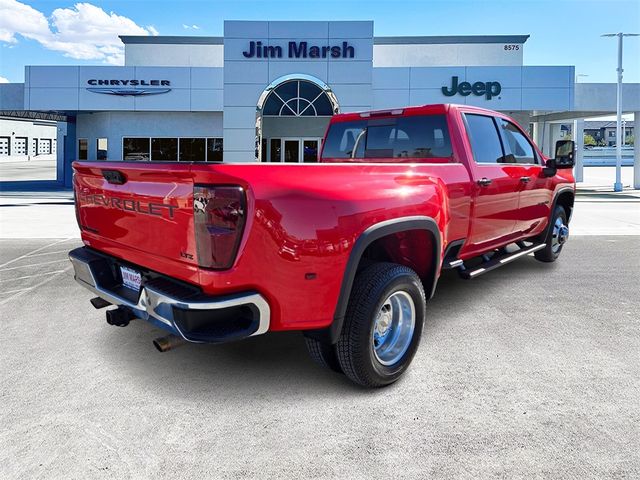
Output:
329,103,502,123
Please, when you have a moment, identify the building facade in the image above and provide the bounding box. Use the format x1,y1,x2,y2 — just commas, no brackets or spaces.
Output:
1,20,639,188
584,121,635,146
0,117,57,159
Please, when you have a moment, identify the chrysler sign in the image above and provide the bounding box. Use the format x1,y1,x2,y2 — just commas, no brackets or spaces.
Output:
86,79,171,96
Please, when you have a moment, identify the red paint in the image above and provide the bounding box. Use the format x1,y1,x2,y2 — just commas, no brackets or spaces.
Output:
73,104,574,332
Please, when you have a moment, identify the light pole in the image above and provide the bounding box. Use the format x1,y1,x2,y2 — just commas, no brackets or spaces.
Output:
602,32,639,192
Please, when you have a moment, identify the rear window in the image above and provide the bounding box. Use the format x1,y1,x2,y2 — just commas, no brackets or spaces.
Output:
321,115,452,161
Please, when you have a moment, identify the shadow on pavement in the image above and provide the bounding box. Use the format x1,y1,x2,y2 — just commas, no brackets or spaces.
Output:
90,254,558,397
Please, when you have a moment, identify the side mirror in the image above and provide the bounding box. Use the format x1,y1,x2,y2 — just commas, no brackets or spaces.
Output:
542,158,557,177
554,140,575,168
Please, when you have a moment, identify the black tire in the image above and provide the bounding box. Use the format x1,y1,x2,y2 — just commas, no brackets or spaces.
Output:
534,205,568,263
336,262,426,388
304,337,343,374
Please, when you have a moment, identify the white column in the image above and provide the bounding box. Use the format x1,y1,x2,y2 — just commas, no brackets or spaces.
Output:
539,122,553,157
56,122,67,182
614,33,624,191
573,119,584,182
546,123,564,158
532,122,541,147
634,112,640,189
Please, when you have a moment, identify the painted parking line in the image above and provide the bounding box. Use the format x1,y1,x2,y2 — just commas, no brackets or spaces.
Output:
0,267,71,306
0,269,68,283
0,238,75,269
0,258,70,273
0,287,32,295
21,249,75,258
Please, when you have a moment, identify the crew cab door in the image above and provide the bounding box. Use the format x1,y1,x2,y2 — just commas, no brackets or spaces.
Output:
462,113,522,253
495,118,552,235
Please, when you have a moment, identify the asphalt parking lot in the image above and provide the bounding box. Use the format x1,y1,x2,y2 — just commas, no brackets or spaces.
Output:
1,229,639,478
0,158,57,182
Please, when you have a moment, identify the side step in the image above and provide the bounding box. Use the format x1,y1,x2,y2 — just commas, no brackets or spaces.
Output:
444,259,464,269
458,243,546,279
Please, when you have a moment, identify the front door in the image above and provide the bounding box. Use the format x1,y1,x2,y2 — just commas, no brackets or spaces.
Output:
267,138,321,162
302,139,320,162
495,118,553,235
283,139,299,162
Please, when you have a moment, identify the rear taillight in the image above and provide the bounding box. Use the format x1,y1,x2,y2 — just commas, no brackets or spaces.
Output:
193,185,247,269
73,183,82,229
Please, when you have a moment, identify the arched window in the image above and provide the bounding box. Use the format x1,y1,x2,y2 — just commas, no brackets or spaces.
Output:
262,80,335,117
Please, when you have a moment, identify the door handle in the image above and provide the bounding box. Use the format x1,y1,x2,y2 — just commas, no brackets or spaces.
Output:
520,176,531,183
477,177,492,187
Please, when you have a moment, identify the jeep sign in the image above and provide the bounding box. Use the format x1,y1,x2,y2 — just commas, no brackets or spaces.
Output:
442,76,502,100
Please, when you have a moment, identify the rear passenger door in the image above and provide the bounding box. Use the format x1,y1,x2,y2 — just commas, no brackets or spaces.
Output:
462,113,522,252
496,118,552,235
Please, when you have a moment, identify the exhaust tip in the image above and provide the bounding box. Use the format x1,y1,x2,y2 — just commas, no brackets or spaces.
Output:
153,334,186,352
152,339,164,352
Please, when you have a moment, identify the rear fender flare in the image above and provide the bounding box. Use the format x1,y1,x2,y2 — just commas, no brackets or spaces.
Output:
306,216,441,345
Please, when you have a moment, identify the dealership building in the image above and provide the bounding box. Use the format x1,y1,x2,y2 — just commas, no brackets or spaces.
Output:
1,20,639,188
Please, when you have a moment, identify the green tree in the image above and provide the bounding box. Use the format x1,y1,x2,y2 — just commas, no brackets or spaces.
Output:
625,134,634,146
584,134,597,146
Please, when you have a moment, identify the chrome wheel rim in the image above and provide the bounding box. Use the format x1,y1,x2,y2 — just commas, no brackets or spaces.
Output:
551,216,569,253
372,291,416,366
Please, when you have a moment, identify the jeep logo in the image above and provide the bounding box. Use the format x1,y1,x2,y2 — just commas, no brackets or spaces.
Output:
442,76,502,100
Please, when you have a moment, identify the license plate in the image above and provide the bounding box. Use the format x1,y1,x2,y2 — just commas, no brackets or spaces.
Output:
120,265,142,292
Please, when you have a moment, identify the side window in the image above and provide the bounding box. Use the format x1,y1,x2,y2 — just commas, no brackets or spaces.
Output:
97,138,108,160
499,119,537,164
464,114,504,164
123,138,150,161
78,139,88,160
152,138,178,161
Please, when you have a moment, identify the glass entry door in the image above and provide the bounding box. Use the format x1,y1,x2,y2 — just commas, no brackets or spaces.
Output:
268,138,321,162
283,139,299,163
302,139,320,162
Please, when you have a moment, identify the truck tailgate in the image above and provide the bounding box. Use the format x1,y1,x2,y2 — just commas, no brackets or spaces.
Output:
73,161,197,273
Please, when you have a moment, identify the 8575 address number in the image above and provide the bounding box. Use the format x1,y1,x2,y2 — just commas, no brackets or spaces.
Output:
504,44,520,51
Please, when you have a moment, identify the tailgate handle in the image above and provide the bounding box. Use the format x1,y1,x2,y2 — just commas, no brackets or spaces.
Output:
102,170,127,185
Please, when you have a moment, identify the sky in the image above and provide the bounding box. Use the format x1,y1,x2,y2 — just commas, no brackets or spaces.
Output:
0,0,639,85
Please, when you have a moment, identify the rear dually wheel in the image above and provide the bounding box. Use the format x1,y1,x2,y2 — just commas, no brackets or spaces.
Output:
336,262,426,388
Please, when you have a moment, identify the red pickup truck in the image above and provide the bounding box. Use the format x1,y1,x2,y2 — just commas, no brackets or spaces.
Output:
69,104,575,387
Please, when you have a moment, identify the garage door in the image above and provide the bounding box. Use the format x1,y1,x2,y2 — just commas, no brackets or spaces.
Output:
13,137,27,155
38,139,52,155
0,137,8,156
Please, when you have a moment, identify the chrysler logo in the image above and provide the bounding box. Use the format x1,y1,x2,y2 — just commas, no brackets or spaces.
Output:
86,79,171,96
87,88,171,96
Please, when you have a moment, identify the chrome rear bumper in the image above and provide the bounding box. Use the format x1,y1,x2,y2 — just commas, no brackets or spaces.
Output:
69,247,270,343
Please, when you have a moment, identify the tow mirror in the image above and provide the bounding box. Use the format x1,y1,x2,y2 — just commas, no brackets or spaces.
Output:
542,159,557,177
554,140,575,169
